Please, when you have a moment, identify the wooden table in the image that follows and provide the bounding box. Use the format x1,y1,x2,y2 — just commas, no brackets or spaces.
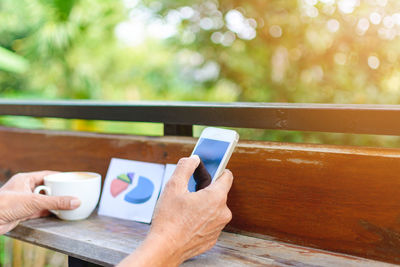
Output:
6,213,395,267
3,101,400,266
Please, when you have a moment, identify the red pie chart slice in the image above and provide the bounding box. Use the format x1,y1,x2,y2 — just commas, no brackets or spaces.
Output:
110,179,129,197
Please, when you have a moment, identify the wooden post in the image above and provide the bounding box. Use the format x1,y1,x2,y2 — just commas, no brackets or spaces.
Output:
12,239,22,267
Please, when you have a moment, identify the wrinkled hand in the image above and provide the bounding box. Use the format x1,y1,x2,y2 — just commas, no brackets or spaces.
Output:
0,171,81,234
119,155,233,267
151,155,233,262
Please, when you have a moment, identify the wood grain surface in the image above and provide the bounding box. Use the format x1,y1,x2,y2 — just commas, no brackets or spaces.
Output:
1,126,400,264
6,214,395,267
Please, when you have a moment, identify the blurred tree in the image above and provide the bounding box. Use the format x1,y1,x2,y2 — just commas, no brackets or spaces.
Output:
1,0,400,145
0,0,125,99
148,0,400,103
3,0,400,103
0,46,28,73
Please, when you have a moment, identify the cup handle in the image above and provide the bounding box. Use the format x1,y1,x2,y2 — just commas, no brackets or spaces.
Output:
33,185,60,216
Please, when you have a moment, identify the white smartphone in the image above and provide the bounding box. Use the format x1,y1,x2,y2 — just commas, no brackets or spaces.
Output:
188,127,239,192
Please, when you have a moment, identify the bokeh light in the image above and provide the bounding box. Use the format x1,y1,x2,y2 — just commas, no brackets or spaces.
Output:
2,0,400,106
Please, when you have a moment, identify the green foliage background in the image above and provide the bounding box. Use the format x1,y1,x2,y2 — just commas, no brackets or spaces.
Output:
1,0,400,145
0,235,5,266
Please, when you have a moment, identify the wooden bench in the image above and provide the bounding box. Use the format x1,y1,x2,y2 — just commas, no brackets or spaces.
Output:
1,101,400,266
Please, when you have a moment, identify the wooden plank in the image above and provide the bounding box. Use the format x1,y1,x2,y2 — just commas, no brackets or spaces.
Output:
6,214,395,267
1,127,400,263
12,239,22,267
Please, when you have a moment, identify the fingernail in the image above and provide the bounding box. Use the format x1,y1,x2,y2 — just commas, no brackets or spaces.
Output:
190,155,200,161
70,199,81,209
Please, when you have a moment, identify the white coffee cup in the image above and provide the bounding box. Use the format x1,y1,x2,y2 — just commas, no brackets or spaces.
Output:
34,172,101,221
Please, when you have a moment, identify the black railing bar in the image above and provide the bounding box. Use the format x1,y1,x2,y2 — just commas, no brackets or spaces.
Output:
2,99,400,109
1,100,400,135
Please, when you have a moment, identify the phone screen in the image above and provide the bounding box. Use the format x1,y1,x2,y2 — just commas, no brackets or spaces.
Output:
188,138,230,192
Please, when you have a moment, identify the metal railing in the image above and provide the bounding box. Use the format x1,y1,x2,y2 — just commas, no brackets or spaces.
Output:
0,100,400,136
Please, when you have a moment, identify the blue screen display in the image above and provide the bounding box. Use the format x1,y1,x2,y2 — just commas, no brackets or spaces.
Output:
188,138,230,192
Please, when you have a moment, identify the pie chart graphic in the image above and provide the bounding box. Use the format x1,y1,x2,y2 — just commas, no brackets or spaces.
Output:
124,176,154,204
110,172,134,198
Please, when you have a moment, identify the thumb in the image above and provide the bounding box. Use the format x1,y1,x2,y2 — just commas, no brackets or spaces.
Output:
206,169,234,195
34,194,81,211
169,155,200,191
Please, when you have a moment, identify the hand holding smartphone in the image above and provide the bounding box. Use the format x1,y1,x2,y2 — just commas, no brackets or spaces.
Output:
188,127,239,192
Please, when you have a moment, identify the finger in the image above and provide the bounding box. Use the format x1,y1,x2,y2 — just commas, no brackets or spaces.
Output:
169,155,200,190
207,169,233,195
0,222,19,235
198,220,227,237
193,160,212,191
196,232,221,255
28,170,60,186
21,209,51,221
182,232,219,261
34,194,81,211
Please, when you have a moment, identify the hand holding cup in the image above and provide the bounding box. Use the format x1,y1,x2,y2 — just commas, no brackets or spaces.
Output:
0,171,83,234
34,172,101,221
